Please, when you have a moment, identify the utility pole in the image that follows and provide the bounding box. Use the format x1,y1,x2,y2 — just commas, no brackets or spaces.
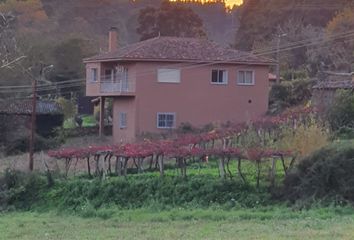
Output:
29,64,41,171
276,33,287,84
28,64,53,171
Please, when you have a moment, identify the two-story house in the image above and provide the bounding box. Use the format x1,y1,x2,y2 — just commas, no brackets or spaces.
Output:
84,28,274,143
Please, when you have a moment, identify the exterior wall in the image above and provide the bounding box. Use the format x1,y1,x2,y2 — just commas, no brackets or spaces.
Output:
133,62,270,136
89,61,270,142
85,62,136,97
86,62,101,96
112,97,136,143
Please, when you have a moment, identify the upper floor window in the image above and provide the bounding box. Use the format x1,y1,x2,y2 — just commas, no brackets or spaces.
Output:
157,112,176,129
90,68,98,82
119,112,127,129
157,68,181,83
237,70,255,85
211,70,228,84
104,69,115,82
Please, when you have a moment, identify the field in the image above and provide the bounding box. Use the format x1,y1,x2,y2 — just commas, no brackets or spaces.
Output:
2,140,354,239
1,208,354,240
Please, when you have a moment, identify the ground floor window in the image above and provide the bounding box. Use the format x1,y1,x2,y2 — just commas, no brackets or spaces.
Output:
119,112,127,129
157,112,176,129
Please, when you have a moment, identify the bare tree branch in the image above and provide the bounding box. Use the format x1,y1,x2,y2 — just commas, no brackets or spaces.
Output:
0,55,26,69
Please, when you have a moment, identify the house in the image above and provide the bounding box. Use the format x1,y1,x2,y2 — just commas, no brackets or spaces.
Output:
0,99,63,143
312,75,354,112
84,28,275,143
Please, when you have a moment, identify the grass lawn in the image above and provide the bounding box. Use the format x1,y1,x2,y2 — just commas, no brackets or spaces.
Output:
1,207,354,240
63,115,97,129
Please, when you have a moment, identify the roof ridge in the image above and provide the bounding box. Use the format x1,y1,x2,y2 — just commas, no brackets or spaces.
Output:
84,37,275,65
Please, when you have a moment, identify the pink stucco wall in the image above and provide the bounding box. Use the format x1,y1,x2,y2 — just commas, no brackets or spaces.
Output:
86,61,269,142
134,62,269,136
113,97,136,143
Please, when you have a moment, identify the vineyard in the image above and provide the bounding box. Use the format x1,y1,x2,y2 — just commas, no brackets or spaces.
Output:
48,107,317,187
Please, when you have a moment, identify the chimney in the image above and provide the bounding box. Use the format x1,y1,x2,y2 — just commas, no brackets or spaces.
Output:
108,27,118,52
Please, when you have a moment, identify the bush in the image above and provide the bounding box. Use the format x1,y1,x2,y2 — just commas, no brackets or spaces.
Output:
56,97,76,120
269,79,313,114
278,119,329,159
326,90,354,131
282,141,354,204
1,174,271,211
333,127,354,140
0,169,48,211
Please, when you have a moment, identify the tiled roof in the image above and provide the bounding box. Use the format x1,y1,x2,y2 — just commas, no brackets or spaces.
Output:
0,100,63,115
313,80,354,89
84,37,275,65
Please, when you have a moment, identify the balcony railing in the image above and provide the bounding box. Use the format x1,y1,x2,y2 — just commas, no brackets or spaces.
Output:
99,77,135,94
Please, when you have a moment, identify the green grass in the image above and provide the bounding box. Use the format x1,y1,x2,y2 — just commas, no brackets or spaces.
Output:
63,115,97,129
1,207,354,240
81,115,97,127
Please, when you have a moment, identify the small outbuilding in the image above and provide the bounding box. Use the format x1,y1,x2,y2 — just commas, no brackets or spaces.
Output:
0,99,64,142
312,76,354,112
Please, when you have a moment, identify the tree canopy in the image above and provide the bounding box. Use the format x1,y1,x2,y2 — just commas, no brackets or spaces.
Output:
137,1,206,40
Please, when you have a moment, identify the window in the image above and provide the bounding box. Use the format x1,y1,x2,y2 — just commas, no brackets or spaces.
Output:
90,68,98,82
119,112,127,129
211,70,228,84
237,70,255,85
104,69,115,82
157,113,176,129
157,68,181,83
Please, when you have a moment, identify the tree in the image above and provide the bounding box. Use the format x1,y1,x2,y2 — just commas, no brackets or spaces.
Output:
0,12,25,70
235,0,351,51
137,1,206,40
325,7,354,72
326,90,354,131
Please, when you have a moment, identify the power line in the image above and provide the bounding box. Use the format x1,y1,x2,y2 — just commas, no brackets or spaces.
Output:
1,27,354,95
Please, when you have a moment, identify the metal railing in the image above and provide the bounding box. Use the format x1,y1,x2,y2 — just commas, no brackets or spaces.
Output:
99,76,135,94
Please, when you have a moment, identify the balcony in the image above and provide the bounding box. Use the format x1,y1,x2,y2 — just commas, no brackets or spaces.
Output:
98,76,135,96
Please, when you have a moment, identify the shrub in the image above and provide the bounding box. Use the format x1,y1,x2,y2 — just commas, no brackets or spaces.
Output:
0,169,48,211
1,174,271,211
282,141,354,204
326,90,354,131
278,119,329,159
268,79,313,114
56,97,76,120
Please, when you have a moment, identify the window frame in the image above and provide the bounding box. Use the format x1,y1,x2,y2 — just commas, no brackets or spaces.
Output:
104,68,115,82
211,69,228,85
90,68,98,83
237,70,255,86
157,68,181,83
156,112,176,129
119,112,127,129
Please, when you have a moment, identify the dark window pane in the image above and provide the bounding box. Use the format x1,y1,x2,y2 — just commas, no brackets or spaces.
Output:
212,70,218,82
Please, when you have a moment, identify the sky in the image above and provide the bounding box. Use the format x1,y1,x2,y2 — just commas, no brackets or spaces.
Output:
169,0,243,8
225,0,243,7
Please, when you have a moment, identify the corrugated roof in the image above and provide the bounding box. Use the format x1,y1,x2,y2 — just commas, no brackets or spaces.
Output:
0,100,63,115
84,37,275,65
313,80,354,90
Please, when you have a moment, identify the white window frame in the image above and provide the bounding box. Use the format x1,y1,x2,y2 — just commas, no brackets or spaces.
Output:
119,112,127,129
237,70,255,86
157,68,181,83
90,68,98,83
211,69,228,85
104,68,115,82
157,112,176,129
